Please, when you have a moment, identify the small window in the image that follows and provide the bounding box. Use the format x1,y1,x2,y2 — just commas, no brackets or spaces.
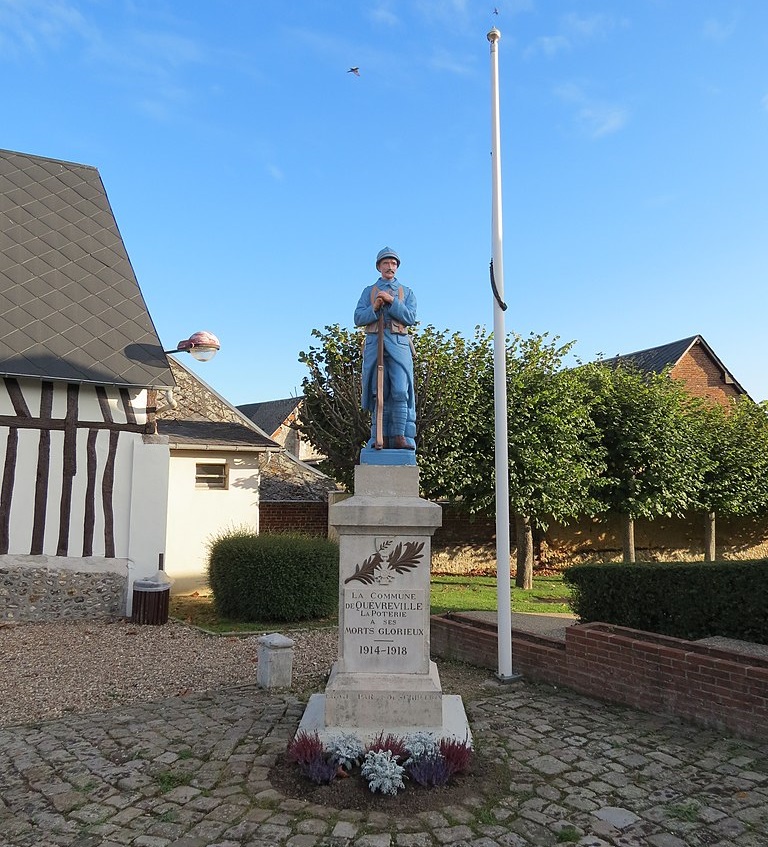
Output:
195,462,227,489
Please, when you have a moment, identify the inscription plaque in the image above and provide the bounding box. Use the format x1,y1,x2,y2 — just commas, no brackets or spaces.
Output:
343,587,427,673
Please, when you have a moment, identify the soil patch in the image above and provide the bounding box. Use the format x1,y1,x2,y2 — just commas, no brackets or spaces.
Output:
269,749,507,815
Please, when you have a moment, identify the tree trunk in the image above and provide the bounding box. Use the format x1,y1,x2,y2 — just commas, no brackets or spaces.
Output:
621,514,636,563
515,513,533,589
704,511,716,562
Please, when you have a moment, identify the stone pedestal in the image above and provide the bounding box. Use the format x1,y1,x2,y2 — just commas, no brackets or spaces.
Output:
298,465,471,744
256,633,294,689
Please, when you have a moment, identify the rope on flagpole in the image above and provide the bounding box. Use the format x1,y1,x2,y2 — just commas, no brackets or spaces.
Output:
490,259,507,311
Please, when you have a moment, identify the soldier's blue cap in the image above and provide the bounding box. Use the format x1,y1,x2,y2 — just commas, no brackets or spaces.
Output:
376,247,400,268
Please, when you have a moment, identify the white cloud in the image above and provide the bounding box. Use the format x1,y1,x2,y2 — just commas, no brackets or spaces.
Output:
702,16,738,41
369,2,399,27
578,104,628,138
525,11,625,60
555,81,629,139
129,30,204,68
562,12,618,39
416,0,469,16
0,0,96,58
554,81,585,104
267,164,284,182
525,34,570,58
428,47,473,75
0,0,207,123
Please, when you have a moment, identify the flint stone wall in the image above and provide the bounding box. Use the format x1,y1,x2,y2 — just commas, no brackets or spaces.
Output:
0,556,128,622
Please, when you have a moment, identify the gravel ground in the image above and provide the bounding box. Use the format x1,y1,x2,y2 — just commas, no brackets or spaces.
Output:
0,618,339,728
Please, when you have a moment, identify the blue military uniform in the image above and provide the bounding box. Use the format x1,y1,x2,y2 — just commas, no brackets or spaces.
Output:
354,251,417,450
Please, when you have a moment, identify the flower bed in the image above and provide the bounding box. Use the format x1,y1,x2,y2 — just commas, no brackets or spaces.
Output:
286,730,473,795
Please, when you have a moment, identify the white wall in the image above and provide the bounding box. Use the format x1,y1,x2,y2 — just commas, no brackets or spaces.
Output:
164,450,260,594
0,378,169,608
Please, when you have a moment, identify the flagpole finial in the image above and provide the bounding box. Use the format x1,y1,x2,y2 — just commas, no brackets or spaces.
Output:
487,27,500,43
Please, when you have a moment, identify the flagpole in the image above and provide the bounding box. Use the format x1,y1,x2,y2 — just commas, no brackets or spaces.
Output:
488,26,514,680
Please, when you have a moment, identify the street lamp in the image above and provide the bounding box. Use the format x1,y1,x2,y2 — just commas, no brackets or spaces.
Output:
164,331,221,362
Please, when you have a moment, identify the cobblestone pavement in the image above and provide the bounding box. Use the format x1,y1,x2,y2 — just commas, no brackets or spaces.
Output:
1,679,767,847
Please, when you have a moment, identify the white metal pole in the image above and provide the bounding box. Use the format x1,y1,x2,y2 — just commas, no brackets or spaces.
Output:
488,27,514,680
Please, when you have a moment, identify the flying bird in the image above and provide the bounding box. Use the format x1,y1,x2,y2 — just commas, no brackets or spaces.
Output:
493,7,499,14
347,66,360,76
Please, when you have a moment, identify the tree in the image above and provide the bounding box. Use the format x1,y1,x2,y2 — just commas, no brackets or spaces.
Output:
412,326,493,502
440,335,604,588
463,334,606,587
300,326,606,588
298,324,492,496
692,398,768,560
298,325,368,491
579,362,702,562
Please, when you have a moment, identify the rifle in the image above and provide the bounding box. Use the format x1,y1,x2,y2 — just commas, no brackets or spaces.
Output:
375,311,385,449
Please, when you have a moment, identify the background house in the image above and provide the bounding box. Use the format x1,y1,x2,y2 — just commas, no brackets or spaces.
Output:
602,335,748,406
435,334,764,569
0,147,339,618
158,362,338,594
0,148,175,620
238,397,325,465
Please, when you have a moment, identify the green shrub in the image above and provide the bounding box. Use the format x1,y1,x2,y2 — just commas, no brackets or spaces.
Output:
563,559,768,643
207,529,339,622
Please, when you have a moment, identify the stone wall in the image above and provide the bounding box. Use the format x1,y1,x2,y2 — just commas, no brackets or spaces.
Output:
433,505,768,570
0,556,127,622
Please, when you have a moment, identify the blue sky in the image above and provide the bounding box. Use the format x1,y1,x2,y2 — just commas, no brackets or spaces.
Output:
3,0,768,404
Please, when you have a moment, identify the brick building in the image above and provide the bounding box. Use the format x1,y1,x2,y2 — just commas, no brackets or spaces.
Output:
602,334,748,407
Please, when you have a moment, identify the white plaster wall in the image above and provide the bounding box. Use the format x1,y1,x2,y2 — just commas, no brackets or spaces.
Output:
128,435,171,578
164,451,260,594
0,379,170,614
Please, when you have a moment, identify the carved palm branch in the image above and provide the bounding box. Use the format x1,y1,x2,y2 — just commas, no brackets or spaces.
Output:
344,552,383,585
386,541,424,574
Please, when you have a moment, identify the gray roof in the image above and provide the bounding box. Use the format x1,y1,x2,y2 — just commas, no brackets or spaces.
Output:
603,336,700,374
0,148,174,388
602,335,747,396
159,419,277,449
158,360,337,499
158,356,278,450
237,397,301,436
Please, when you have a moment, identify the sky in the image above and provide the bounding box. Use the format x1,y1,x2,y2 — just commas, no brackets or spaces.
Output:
2,0,768,404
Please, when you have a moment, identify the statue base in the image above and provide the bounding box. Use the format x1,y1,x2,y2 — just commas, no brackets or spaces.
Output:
360,447,417,466
295,464,471,747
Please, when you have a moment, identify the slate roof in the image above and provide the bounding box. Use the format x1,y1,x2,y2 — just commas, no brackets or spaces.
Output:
602,334,747,396
159,359,338,500
0,148,174,388
237,397,301,436
602,336,700,374
158,357,277,450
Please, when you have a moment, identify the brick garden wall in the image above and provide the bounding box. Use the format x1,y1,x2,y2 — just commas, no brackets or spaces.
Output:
259,501,328,536
431,614,768,743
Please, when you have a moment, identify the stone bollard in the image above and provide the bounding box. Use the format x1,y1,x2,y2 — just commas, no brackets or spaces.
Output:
256,633,295,688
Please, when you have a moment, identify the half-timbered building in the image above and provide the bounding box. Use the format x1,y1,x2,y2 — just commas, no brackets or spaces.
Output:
1,148,176,620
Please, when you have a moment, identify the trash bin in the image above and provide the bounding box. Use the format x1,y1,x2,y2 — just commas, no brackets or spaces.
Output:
131,575,171,625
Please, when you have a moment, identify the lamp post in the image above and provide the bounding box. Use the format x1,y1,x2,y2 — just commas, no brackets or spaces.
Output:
164,331,221,362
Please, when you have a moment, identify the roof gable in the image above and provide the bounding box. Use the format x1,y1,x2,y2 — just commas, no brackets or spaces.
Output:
602,336,699,375
0,148,173,388
237,397,301,435
158,356,278,449
601,334,748,398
